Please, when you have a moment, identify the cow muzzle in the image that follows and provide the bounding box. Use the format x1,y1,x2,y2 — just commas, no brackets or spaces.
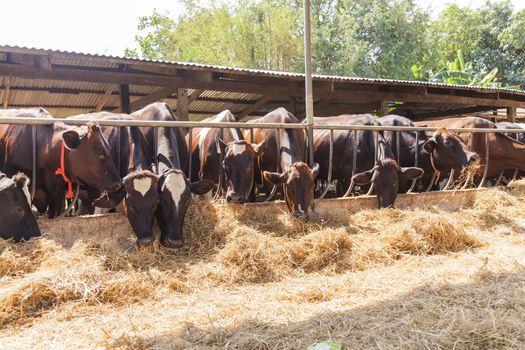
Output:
293,210,309,222
136,236,155,247
467,152,480,165
161,238,184,248
226,191,245,204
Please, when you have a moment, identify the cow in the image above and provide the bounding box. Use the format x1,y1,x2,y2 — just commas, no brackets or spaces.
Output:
67,112,153,214
247,108,319,220
0,108,122,219
415,116,525,179
378,115,479,191
189,110,261,203
121,103,214,247
0,172,41,241
495,122,525,143
313,114,424,208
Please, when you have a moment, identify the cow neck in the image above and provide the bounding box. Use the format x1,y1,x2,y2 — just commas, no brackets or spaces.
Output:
279,129,300,171
55,140,74,199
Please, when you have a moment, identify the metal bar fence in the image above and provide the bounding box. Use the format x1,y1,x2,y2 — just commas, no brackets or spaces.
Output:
1,117,524,206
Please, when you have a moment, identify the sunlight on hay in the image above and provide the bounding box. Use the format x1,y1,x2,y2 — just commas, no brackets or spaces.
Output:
1,186,525,348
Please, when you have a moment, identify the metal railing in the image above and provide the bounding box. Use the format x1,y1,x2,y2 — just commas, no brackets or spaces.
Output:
1,116,524,208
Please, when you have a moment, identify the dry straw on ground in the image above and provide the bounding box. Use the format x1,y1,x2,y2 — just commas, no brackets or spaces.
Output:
1,185,524,349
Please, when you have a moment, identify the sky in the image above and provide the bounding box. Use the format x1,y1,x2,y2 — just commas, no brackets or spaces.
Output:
0,0,524,57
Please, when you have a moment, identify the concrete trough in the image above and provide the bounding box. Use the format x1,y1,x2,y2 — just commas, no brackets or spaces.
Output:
38,188,484,244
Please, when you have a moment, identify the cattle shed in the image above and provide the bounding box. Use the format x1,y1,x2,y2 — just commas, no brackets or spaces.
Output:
1,45,525,121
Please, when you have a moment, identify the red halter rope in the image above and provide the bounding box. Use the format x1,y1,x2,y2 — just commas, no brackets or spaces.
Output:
55,141,74,199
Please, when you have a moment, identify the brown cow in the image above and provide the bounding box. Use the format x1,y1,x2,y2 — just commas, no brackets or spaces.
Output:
248,108,319,220
415,116,525,179
189,110,261,203
0,108,122,218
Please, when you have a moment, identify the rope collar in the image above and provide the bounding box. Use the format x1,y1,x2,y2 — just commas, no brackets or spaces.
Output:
429,151,441,185
55,141,74,199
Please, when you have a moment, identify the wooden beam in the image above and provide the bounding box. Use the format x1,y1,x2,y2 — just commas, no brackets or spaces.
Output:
238,95,272,119
95,84,116,112
507,107,517,123
377,100,389,116
399,106,496,120
2,77,10,108
289,96,297,114
176,88,189,121
126,86,178,112
187,89,204,105
119,84,130,114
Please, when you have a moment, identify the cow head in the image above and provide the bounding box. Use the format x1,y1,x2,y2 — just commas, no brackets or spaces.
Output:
123,169,214,248
218,139,263,203
0,173,41,241
263,162,319,221
156,169,214,248
352,159,423,208
422,128,479,171
123,171,159,246
63,122,122,193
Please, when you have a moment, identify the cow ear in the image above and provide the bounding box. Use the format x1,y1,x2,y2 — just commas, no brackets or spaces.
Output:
190,179,214,195
13,173,31,206
400,167,424,180
215,137,227,155
422,139,436,153
352,169,375,185
252,141,265,157
310,162,320,179
62,130,81,149
263,170,288,185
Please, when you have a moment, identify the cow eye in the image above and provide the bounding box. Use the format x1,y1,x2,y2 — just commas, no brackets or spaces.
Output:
15,206,25,215
96,152,105,160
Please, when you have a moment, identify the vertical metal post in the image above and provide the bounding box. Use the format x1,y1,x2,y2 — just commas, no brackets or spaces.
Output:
153,127,159,174
318,128,334,200
304,0,315,166
116,126,121,177
407,131,419,193
188,128,193,181
478,132,490,188
31,125,37,200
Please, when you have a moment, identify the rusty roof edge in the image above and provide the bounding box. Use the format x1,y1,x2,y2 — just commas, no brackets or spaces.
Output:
0,44,524,96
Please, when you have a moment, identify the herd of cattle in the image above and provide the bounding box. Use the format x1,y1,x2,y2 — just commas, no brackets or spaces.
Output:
1,102,525,247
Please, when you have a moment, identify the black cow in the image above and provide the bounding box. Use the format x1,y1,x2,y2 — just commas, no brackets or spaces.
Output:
0,172,41,241
313,114,424,208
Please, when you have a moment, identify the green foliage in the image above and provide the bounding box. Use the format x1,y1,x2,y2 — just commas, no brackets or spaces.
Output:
127,0,525,86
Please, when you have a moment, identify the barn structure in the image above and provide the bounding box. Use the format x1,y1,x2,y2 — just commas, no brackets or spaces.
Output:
0,45,524,121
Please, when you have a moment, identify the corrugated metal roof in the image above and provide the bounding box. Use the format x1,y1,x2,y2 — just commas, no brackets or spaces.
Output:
1,44,524,95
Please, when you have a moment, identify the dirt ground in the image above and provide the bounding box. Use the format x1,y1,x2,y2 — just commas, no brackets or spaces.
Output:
0,186,524,349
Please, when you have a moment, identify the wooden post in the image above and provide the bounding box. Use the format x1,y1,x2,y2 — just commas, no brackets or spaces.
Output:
119,84,130,114
289,96,297,115
377,100,388,117
507,107,517,123
2,77,10,109
176,88,189,121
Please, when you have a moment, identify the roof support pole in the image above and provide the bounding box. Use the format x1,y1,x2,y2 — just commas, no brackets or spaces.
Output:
507,107,517,123
377,100,388,117
304,0,315,166
119,84,130,114
176,88,189,121
2,77,10,108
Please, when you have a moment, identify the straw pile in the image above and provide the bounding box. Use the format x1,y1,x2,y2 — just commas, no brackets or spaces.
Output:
1,185,524,349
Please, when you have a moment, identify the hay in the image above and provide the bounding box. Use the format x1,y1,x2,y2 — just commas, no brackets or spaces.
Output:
1,186,525,349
